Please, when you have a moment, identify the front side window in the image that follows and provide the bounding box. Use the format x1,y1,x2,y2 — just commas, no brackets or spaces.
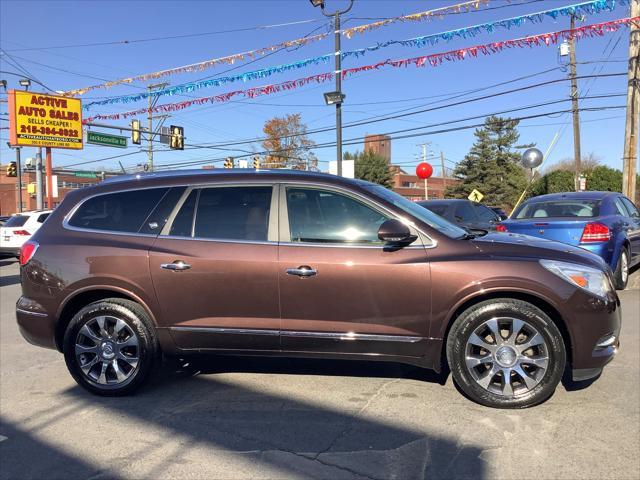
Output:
67,188,168,233
286,187,388,244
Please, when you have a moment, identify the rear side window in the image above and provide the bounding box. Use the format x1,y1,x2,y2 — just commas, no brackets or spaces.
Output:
36,213,50,223
515,200,600,219
621,197,639,218
68,188,168,233
4,215,28,227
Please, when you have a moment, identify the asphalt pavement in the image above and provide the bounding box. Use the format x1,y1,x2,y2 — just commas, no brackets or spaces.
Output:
0,258,638,480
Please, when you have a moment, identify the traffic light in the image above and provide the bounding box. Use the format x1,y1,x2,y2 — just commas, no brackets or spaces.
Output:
253,156,260,169
224,157,234,169
170,125,184,150
131,119,141,145
6,162,17,177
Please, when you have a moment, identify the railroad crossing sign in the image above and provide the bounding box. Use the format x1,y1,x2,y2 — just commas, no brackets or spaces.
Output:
468,189,484,202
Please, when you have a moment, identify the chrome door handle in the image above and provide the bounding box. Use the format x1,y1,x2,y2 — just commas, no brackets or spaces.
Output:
161,261,191,271
286,266,317,277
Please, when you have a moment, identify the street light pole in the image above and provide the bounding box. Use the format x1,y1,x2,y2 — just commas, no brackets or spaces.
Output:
15,146,23,213
311,0,354,177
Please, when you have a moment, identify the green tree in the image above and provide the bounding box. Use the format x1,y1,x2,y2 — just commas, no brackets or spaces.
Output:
346,150,393,188
446,116,528,208
530,170,575,196
586,165,623,192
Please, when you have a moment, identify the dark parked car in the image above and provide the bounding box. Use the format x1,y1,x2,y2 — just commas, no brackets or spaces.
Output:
17,171,620,408
498,191,640,290
490,207,509,221
419,199,501,231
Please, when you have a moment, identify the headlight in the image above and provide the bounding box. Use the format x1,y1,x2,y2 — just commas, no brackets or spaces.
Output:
540,259,612,299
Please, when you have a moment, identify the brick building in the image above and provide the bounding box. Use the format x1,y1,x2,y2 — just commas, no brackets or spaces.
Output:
0,169,116,215
390,166,455,201
364,134,391,163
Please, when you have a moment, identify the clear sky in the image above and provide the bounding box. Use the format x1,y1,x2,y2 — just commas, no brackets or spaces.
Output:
0,0,634,176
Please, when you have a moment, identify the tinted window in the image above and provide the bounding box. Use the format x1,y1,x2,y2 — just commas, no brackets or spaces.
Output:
140,187,186,235
454,203,478,222
36,213,50,223
169,190,198,237
621,197,639,218
476,205,498,222
422,204,448,217
4,215,28,227
515,200,600,219
287,188,388,244
193,186,272,241
68,188,168,233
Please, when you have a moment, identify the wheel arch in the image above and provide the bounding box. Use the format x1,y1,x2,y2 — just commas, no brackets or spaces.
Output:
440,290,573,369
54,286,157,352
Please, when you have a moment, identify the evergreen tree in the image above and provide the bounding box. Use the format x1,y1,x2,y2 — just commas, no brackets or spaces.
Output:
446,116,529,208
346,150,393,188
530,170,575,196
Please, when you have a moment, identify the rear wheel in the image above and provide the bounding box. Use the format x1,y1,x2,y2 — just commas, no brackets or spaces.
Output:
446,299,565,408
63,298,159,396
613,248,629,290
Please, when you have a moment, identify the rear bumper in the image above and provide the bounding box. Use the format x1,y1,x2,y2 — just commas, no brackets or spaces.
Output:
0,246,20,257
16,297,57,350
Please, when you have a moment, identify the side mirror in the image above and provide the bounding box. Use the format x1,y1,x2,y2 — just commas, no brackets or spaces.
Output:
378,219,416,246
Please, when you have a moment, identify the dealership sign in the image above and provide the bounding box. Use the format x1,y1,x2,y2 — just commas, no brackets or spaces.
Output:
8,90,83,150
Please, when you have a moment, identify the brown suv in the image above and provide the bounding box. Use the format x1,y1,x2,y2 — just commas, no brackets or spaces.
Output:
16,170,620,408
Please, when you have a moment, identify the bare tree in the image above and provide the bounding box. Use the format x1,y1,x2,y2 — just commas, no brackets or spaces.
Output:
545,152,602,173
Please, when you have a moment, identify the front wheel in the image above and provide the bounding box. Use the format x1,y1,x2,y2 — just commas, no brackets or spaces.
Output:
446,299,565,408
613,248,629,290
63,298,159,396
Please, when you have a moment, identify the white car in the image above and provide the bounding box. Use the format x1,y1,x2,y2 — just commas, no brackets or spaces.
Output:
0,210,52,258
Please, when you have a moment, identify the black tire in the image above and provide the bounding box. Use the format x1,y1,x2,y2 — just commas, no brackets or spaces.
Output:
613,247,630,290
446,298,565,409
63,298,159,396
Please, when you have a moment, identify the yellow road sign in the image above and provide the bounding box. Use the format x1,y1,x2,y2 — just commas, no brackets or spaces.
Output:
468,189,484,202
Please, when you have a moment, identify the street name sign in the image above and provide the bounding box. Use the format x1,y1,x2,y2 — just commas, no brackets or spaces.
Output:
86,131,128,148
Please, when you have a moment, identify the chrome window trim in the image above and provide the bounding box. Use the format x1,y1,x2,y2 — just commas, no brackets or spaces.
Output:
278,241,425,250
170,326,424,343
157,235,277,246
279,182,436,248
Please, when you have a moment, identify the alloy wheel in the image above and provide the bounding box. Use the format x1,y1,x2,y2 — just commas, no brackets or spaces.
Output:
621,251,629,284
465,317,549,397
75,316,140,386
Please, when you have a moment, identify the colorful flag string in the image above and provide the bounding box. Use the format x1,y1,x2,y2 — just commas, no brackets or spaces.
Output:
65,0,492,96
83,16,638,124
82,0,629,110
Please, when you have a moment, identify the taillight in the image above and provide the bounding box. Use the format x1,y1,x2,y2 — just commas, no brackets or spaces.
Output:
496,224,508,232
580,222,611,243
13,230,31,236
20,241,39,266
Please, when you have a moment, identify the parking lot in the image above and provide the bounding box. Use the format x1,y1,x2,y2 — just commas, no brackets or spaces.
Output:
0,258,638,480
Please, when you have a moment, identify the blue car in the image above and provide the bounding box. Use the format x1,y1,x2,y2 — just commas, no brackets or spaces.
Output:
498,191,640,289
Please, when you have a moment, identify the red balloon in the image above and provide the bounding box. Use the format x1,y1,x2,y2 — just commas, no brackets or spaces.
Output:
416,162,433,179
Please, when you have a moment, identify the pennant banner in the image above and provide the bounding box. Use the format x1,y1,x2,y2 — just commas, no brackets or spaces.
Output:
65,0,493,96
83,17,638,124
83,0,628,110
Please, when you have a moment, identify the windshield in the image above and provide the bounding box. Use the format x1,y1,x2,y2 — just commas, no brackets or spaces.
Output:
514,200,600,219
363,185,467,239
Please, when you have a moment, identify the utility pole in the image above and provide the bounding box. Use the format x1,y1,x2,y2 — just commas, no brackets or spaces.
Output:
45,147,53,209
36,148,43,210
15,146,23,212
622,0,639,201
440,151,447,195
146,82,169,172
569,14,582,191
